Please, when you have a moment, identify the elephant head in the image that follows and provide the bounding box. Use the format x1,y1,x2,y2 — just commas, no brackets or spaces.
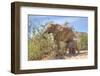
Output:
43,23,56,34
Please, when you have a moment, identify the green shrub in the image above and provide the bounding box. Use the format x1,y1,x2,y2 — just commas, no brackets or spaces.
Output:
28,30,55,60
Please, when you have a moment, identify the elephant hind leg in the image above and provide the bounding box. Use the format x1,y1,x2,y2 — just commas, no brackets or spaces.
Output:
76,47,80,54
71,48,76,55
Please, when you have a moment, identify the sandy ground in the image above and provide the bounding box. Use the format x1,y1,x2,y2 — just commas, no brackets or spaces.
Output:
42,50,88,60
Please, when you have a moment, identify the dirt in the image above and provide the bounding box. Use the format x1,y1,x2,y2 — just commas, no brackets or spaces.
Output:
42,50,88,60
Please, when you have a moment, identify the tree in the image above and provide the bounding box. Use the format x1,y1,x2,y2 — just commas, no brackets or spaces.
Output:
80,33,88,50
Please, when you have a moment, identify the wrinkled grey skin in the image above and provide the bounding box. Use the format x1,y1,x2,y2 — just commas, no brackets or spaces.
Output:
42,23,80,54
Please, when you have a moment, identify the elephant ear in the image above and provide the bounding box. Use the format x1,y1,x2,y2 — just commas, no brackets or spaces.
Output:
57,25,64,31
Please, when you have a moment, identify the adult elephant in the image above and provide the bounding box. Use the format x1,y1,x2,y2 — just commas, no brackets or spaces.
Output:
42,23,79,54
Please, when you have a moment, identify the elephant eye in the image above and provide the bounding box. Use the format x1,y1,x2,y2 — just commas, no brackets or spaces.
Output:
48,32,50,34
